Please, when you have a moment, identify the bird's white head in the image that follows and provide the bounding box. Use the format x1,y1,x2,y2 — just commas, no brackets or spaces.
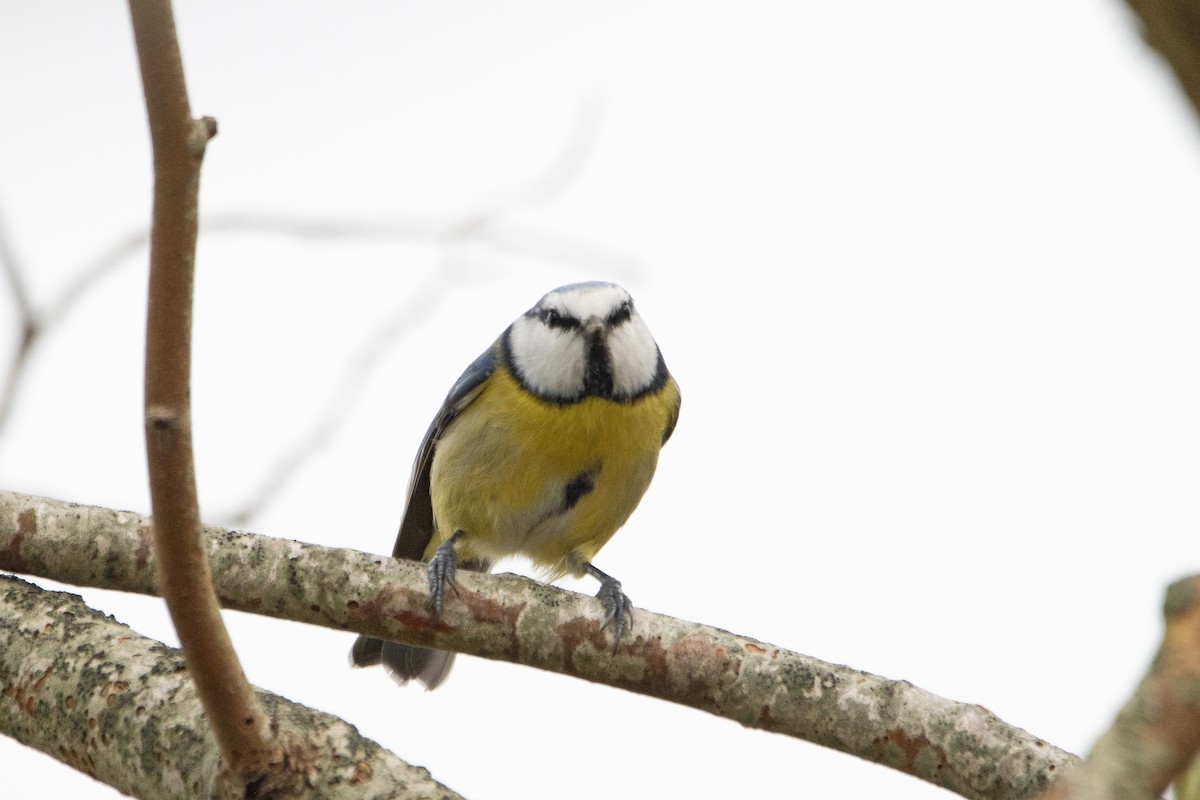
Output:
503,282,667,403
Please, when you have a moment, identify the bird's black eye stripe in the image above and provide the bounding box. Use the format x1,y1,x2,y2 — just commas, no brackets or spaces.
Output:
607,300,633,325
540,306,577,329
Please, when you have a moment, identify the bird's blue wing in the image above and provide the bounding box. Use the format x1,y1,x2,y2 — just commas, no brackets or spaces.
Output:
389,344,497,561
351,343,498,675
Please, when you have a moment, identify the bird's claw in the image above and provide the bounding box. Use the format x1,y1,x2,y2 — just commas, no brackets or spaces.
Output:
596,576,633,650
581,561,633,650
427,532,462,617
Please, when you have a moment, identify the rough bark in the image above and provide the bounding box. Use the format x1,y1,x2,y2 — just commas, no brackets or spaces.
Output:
0,489,1075,800
1039,577,1200,800
0,574,462,800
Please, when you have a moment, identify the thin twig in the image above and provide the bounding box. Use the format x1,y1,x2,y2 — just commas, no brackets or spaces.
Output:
128,0,277,792
0,334,35,443
0,201,33,321
0,98,623,448
224,96,612,525
224,260,465,526
0,211,638,448
0,202,39,436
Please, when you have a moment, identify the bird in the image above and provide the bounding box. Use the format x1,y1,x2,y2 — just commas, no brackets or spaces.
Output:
350,281,680,689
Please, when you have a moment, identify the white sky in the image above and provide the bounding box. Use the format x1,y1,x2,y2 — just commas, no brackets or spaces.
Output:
3,2,1200,798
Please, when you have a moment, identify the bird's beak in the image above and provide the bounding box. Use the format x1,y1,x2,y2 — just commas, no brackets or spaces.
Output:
582,315,605,338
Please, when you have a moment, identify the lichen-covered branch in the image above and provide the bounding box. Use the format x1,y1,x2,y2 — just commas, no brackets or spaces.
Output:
0,490,1075,800
1124,0,1200,125
0,574,462,800
1039,576,1200,800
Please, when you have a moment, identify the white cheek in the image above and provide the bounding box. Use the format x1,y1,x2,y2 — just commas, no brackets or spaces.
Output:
608,316,661,397
508,317,586,399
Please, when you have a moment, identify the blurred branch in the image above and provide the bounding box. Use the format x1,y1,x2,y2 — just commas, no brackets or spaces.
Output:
223,96,609,526
1124,0,1200,124
128,0,278,793
0,212,636,455
0,202,32,320
222,262,461,526
1039,576,1200,800
0,574,462,800
0,489,1076,800
0,202,39,435
0,98,623,452
45,208,635,330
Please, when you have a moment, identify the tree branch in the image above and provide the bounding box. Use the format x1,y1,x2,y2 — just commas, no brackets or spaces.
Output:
128,0,277,789
0,199,39,438
1039,576,1200,800
0,208,639,450
0,198,33,322
0,489,1076,800
223,96,606,526
1124,0,1200,125
0,574,462,799
0,93,624,455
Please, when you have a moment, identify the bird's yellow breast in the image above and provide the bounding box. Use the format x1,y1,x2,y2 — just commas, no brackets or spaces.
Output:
426,366,679,577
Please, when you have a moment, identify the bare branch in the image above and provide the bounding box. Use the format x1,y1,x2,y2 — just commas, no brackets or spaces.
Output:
0,201,39,437
0,331,35,444
0,200,33,322
1124,0,1200,125
41,229,149,331
449,93,603,226
0,227,145,442
223,96,611,525
0,96,622,450
42,194,636,338
0,574,463,799
223,261,465,526
1039,576,1200,800
0,209,638,450
128,0,277,789
0,489,1076,800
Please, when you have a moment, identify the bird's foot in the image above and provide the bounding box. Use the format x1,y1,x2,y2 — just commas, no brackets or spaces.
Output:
585,563,633,650
427,530,463,617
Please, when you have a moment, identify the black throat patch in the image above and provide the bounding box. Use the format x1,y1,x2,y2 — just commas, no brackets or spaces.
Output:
582,333,613,398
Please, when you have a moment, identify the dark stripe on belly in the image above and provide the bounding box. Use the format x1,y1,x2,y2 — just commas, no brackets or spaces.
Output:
563,471,596,510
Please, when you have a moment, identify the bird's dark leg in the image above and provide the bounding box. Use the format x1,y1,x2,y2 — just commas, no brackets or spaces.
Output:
583,562,633,649
427,530,463,617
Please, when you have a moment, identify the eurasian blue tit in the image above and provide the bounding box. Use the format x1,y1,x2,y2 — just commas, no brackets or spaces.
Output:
351,281,680,689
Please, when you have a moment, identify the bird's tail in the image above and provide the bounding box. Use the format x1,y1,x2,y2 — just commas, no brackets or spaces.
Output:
350,635,456,691
348,556,490,690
